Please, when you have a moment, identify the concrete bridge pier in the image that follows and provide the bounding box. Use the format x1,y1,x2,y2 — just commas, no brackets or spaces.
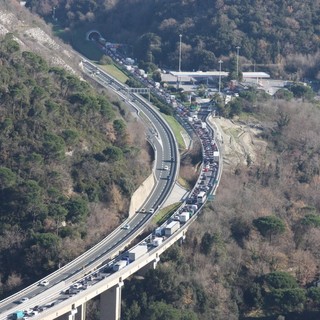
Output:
100,281,124,320
151,256,160,269
179,232,187,244
136,255,160,276
75,303,86,320
55,303,86,320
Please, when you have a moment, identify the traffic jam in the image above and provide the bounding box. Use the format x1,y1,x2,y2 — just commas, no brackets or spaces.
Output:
9,44,221,320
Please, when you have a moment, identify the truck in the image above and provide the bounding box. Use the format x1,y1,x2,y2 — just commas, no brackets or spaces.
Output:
128,245,148,261
152,237,163,247
201,122,207,129
113,259,128,272
125,57,134,65
12,311,24,320
138,69,146,77
197,191,207,205
155,227,163,237
180,211,190,223
189,204,198,213
164,221,180,237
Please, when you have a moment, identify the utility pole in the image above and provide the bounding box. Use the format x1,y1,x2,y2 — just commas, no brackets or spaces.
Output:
218,60,223,94
236,46,240,79
52,6,56,20
179,34,182,72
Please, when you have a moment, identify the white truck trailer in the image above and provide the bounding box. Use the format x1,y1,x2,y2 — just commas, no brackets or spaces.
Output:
180,211,190,223
213,151,220,162
197,191,207,205
164,221,180,237
113,260,128,271
128,245,148,261
152,237,163,247
201,122,207,129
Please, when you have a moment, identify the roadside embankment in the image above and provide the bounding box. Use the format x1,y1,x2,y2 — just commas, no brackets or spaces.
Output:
128,173,156,217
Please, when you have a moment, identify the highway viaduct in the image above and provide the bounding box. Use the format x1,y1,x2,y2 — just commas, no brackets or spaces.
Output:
33,224,190,320
1,60,222,320
30,111,222,320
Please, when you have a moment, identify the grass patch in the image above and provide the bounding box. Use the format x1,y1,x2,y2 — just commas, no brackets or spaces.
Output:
177,176,192,190
99,64,129,83
153,202,181,225
162,114,187,150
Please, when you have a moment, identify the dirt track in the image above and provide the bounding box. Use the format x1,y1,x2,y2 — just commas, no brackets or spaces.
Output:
209,117,268,171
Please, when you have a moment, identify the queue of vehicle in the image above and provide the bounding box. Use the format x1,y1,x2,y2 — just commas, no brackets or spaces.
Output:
8,44,220,320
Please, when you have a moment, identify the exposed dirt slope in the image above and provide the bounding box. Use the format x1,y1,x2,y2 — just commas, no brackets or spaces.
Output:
0,3,79,74
210,117,268,171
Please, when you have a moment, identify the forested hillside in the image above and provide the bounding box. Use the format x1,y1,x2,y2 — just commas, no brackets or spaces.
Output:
26,0,320,78
119,96,320,320
0,33,150,297
4,1,320,319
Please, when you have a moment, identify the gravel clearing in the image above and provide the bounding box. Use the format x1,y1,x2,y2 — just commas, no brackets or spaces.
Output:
0,9,79,75
209,117,268,171
0,24,9,36
24,27,61,50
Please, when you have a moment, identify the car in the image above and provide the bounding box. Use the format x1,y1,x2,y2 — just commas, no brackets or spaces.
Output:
163,165,169,171
149,208,155,214
39,279,49,286
123,224,130,230
86,275,93,281
141,208,146,213
72,283,82,289
19,297,29,304
23,308,33,316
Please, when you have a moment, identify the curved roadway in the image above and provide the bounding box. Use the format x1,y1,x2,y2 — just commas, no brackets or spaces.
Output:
0,61,179,319
26,102,222,320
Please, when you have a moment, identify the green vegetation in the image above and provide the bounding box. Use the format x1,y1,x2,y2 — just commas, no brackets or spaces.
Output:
26,0,320,81
245,272,306,314
177,176,191,189
5,1,320,319
153,202,181,225
100,64,129,83
122,257,202,320
253,216,286,241
301,214,320,228
162,115,187,150
121,95,320,320
0,34,150,295
215,87,272,118
57,25,103,61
